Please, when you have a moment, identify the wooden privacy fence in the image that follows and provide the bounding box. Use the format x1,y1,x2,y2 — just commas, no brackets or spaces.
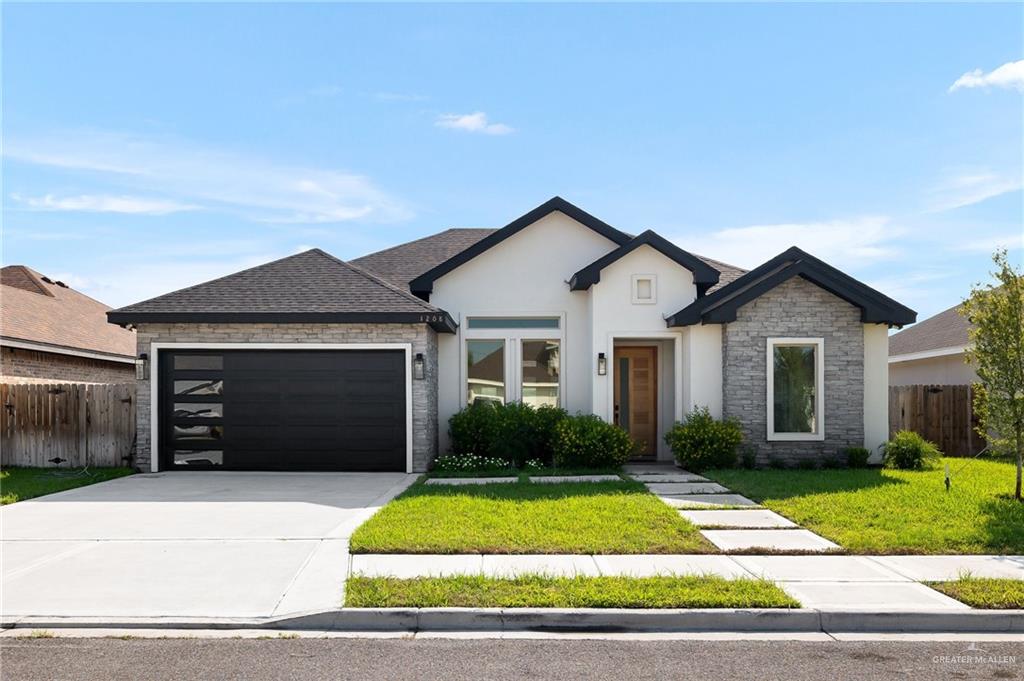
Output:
0,383,135,468
888,384,985,457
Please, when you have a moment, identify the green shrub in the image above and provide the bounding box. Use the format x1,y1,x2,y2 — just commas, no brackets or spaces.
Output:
768,457,789,470
796,459,818,470
551,414,635,468
844,446,872,468
739,445,758,470
663,408,743,472
883,430,942,470
448,402,567,467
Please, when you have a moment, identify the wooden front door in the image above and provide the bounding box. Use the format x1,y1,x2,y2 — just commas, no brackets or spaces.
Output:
613,346,658,457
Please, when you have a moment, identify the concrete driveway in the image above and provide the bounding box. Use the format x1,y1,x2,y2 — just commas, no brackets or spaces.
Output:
1,472,414,621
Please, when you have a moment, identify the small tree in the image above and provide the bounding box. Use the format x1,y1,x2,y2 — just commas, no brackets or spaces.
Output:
961,249,1024,500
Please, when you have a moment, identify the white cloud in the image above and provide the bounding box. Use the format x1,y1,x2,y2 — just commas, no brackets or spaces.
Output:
677,216,904,269
435,112,514,135
925,171,1023,212
4,130,412,224
949,59,1024,92
953,232,1024,253
10,193,198,215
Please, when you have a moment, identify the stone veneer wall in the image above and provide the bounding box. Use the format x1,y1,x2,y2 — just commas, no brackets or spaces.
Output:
134,323,438,472
1,345,135,384
722,277,864,466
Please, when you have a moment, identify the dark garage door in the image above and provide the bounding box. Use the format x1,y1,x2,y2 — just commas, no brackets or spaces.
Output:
160,349,407,471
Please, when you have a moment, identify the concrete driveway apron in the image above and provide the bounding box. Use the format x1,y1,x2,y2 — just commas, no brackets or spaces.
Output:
1,472,414,620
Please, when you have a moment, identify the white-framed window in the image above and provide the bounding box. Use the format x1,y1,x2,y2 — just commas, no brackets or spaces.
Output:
462,317,563,408
766,337,824,441
631,274,657,304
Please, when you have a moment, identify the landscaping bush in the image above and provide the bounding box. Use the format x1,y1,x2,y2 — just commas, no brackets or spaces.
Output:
844,446,872,468
664,408,743,472
448,402,567,467
739,445,758,470
551,414,635,468
883,430,942,470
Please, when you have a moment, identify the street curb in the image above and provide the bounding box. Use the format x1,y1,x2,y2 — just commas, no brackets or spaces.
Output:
4,608,1023,634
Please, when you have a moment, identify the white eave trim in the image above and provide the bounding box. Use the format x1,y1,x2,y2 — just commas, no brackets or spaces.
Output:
888,345,968,364
0,337,136,364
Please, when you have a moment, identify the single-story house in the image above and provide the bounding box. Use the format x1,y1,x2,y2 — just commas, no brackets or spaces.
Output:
108,197,916,472
2,265,136,383
889,302,975,386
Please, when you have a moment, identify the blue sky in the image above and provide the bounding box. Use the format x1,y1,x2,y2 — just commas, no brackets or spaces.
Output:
3,3,1022,322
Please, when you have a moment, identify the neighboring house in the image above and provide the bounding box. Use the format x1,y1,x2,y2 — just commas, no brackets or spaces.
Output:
888,302,975,386
108,197,915,473
1,265,136,383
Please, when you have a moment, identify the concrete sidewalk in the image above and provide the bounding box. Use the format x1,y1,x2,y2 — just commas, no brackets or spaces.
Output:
348,553,1024,611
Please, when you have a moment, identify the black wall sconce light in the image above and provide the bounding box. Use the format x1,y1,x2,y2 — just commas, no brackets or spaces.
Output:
597,352,607,376
413,352,425,380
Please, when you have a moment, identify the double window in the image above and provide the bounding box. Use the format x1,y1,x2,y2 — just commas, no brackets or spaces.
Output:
766,338,824,441
465,317,562,408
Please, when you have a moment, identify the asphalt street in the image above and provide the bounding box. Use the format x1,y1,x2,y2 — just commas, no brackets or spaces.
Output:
3,637,1023,681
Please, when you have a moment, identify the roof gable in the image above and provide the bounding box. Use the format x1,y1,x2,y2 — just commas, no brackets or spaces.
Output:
569,230,721,294
408,197,632,298
108,249,456,332
666,246,916,327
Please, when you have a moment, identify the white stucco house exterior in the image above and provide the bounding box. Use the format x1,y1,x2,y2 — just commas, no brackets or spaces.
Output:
109,197,916,472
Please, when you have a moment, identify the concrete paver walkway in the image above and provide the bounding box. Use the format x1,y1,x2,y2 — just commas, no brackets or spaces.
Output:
629,465,840,552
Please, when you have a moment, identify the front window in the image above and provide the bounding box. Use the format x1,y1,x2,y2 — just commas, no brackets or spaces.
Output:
767,338,824,441
521,340,560,408
464,317,562,407
467,339,505,405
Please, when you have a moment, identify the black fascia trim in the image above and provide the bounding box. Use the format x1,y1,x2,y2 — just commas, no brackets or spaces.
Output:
666,246,916,327
568,230,720,291
106,310,459,333
409,197,633,298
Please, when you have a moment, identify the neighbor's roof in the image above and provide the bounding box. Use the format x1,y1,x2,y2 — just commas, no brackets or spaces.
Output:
108,249,456,332
354,228,747,294
666,246,917,328
889,302,971,357
1,265,136,359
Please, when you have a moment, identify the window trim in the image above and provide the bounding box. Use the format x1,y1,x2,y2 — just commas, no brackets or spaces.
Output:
631,274,657,305
766,337,825,442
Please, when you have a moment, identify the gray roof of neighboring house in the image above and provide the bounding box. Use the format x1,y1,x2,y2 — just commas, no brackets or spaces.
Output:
354,228,748,293
889,302,972,357
108,249,456,331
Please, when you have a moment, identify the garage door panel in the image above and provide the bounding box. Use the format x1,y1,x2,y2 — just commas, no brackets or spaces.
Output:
162,349,407,471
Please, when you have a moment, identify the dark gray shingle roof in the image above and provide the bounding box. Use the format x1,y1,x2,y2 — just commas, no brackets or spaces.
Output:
110,249,440,316
889,303,971,357
354,227,747,292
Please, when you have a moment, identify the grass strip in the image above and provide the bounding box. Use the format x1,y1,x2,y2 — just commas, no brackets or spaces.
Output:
345,574,800,608
928,577,1024,609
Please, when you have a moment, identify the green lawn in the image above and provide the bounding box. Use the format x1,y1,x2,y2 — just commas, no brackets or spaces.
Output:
0,467,134,505
707,458,1024,554
345,575,799,608
349,479,714,554
929,577,1024,609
